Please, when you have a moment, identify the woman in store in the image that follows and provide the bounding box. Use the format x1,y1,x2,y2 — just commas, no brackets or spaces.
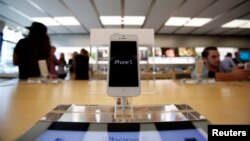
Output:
74,49,89,80
13,22,50,80
57,53,67,79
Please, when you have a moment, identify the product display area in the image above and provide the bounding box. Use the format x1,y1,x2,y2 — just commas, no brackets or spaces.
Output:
40,104,206,122
34,121,207,141
17,104,209,141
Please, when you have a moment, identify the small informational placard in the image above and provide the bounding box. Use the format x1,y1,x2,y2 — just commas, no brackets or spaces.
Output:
38,60,49,77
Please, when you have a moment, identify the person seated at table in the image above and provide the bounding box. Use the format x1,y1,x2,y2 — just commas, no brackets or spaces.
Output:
191,47,250,81
233,51,243,65
220,52,236,72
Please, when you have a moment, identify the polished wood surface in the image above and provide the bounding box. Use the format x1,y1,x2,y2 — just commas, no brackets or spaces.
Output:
91,71,191,80
0,79,250,141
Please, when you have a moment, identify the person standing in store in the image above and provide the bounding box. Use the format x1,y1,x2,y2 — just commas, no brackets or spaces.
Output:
57,52,67,79
50,46,60,78
13,22,50,80
74,48,89,80
68,51,78,74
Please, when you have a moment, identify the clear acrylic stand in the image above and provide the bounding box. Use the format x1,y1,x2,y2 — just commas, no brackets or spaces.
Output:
114,96,134,122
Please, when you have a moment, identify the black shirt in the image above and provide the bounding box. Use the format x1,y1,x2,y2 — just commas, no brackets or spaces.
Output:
14,38,50,79
74,55,89,80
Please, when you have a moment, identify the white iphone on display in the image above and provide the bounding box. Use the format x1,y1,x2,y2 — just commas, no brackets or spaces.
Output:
107,34,141,97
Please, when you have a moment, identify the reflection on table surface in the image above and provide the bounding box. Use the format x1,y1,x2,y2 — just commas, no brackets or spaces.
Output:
41,104,205,123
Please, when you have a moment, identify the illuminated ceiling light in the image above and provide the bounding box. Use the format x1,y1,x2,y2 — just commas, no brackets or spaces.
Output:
221,19,250,28
185,18,212,27
99,16,122,25
165,17,212,27
123,16,145,25
165,17,191,26
99,16,145,25
54,17,80,26
240,21,250,28
32,17,59,26
32,17,80,26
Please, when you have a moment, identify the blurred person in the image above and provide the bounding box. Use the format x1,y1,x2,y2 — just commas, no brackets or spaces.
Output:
74,49,89,80
164,48,175,57
155,48,162,56
191,47,250,81
68,51,78,73
13,22,50,80
220,53,236,72
57,53,67,79
50,46,60,78
233,51,242,65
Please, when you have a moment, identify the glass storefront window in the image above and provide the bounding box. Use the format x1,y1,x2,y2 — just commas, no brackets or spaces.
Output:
0,27,23,75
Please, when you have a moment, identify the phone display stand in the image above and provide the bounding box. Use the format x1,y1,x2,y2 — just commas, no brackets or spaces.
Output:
180,78,216,84
88,80,156,95
26,76,62,84
114,97,134,122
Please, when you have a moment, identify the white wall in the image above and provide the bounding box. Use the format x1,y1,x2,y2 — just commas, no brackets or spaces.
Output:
155,35,250,48
50,34,90,47
50,34,250,48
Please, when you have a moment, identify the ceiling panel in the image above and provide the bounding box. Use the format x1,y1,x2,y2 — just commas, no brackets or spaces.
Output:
174,0,214,17
124,25,142,28
241,13,250,19
158,26,179,34
220,28,246,35
206,28,230,35
192,0,250,34
0,16,20,30
94,0,121,16
236,29,250,35
0,0,249,36
0,2,32,27
104,25,121,28
208,13,250,35
144,0,183,32
197,0,245,18
62,0,101,32
30,0,72,16
175,27,197,34
49,26,71,34
124,0,152,16
1,0,47,17
66,26,87,34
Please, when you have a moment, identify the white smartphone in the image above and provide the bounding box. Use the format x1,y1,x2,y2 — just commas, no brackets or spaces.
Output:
107,34,141,97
